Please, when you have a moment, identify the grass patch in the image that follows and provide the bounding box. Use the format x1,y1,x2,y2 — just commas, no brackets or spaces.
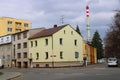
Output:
0,72,3,76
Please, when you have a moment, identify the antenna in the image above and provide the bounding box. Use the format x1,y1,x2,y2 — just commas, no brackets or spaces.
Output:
61,15,64,24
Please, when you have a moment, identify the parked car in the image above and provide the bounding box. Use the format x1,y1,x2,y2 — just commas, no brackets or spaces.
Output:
107,58,118,67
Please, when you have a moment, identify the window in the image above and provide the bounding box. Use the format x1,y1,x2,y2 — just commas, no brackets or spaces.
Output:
31,41,33,47
23,32,27,38
13,36,15,41
8,28,12,32
17,53,21,58
59,38,63,45
71,31,73,35
75,52,79,59
8,21,12,25
45,39,48,45
7,55,10,61
6,37,9,41
23,52,27,58
1,38,3,42
60,51,63,59
23,42,27,48
64,30,66,34
17,34,21,40
24,23,28,27
45,52,48,59
36,53,39,60
35,40,37,47
74,39,77,46
17,43,21,49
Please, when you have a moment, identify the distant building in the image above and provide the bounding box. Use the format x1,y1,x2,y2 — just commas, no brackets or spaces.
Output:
29,24,83,68
0,35,12,67
0,17,30,37
83,42,97,64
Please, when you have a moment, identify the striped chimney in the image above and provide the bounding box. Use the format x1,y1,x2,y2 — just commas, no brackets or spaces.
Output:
86,6,89,17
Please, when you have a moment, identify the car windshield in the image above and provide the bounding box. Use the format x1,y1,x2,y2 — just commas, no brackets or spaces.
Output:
108,58,117,61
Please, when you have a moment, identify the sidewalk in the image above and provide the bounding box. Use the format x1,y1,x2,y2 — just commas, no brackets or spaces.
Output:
0,72,21,80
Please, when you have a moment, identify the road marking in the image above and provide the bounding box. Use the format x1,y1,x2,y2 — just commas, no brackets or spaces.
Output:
40,73,48,75
94,67,106,69
71,73,84,75
96,74,109,76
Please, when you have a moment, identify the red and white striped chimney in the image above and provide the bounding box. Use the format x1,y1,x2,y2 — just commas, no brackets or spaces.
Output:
86,5,91,42
86,6,89,17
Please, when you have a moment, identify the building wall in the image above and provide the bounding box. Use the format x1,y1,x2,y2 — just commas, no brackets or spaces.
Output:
11,29,44,68
0,17,30,37
0,44,12,67
0,35,12,67
83,42,97,64
12,31,29,68
53,25,83,62
29,25,83,67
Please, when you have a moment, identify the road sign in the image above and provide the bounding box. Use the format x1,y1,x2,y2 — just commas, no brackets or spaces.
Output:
50,55,56,57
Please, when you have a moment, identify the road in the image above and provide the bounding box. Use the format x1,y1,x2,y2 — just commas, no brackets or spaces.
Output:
1,63,120,80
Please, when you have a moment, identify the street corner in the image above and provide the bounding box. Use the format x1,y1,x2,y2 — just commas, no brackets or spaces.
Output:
0,72,22,80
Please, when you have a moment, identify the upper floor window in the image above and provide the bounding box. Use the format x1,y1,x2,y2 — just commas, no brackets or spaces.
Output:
7,55,11,61
24,23,28,27
23,42,27,48
36,53,39,60
35,40,37,47
31,41,33,47
59,38,63,45
45,39,48,45
8,21,12,25
1,38,3,43
17,34,21,40
64,30,66,34
74,39,77,46
71,31,73,35
17,43,21,49
6,37,9,41
8,28,12,32
17,53,21,58
23,52,27,58
23,32,27,38
13,36,15,41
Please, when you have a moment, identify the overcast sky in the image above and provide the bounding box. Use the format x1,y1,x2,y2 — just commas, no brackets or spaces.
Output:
0,0,119,40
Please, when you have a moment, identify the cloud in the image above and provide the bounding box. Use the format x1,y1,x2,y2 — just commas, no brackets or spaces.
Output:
0,0,119,39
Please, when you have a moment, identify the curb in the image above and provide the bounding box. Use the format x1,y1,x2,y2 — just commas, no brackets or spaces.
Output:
0,72,22,80
7,73,22,80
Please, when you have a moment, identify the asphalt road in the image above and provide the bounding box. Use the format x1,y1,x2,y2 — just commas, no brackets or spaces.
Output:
1,63,120,80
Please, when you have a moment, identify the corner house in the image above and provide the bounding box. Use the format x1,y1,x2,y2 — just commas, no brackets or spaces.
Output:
29,24,83,68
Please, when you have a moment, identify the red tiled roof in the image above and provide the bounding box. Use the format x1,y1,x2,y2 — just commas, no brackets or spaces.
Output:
29,24,68,39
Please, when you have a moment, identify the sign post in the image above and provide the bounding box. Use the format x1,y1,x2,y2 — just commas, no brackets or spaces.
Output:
50,54,56,68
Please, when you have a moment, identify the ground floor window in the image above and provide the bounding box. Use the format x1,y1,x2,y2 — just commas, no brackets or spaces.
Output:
75,52,79,59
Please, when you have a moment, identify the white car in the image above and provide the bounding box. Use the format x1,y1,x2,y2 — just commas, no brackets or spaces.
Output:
107,58,118,67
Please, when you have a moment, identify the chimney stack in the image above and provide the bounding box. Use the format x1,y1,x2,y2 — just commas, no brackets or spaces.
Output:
54,24,57,28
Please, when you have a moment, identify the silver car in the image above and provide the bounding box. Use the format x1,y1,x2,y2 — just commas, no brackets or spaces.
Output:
107,58,118,67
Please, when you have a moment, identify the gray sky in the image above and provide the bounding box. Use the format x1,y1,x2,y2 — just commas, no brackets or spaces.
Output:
0,0,119,40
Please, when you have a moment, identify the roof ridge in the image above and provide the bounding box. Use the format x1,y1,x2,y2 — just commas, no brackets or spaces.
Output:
29,24,68,39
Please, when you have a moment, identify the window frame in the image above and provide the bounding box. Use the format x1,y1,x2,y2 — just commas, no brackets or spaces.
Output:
45,52,49,59
59,38,63,45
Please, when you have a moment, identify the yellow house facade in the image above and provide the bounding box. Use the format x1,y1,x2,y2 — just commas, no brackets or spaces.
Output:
29,24,83,68
0,17,30,37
